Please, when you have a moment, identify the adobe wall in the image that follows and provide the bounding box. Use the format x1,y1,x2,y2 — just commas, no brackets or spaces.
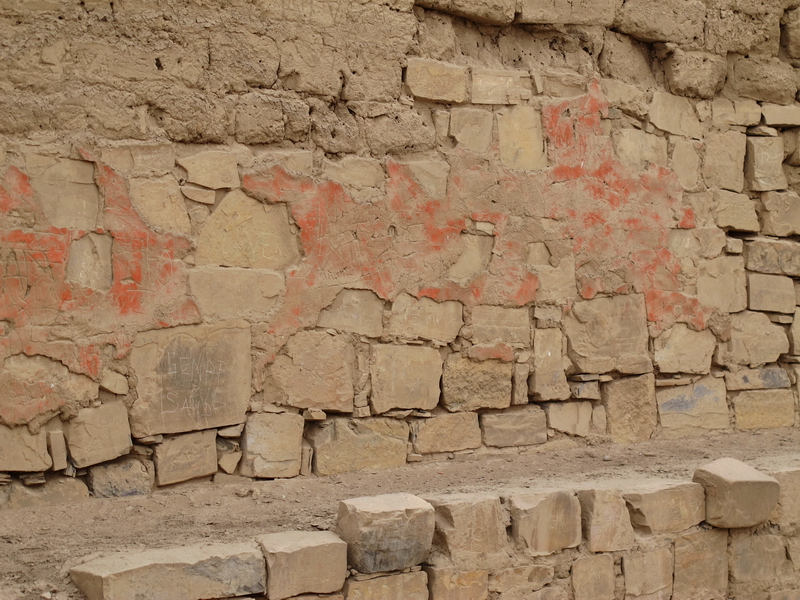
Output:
3,0,800,501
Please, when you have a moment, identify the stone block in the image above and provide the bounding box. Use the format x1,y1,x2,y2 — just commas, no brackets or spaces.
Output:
622,548,673,600
746,237,800,276
443,355,512,412
771,469,800,527
489,566,554,597
1,476,89,510
406,59,468,103
130,321,251,437
177,151,239,189
480,405,547,447
26,155,99,230
602,374,657,444
471,306,530,347
411,412,481,454
70,542,265,600
713,190,758,232
515,0,619,26
763,104,800,127
0,424,51,472
746,137,787,192
615,0,705,43
648,92,702,139
730,534,793,582
450,108,493,153
703,131,747,193
257,531,347,600
712,98,762,128
528,257,577,303
693,457,780,528
448,234,493,285
671,139,701,190
321,157,384,188
343,571,428,600
600,78,648,117
507,490,581,555
306,418,408,476
370,344,442,414
400,160,450,197
612,129,667,169
656,376,730,438
599,30,655,87
543,402,592,437
653,324,716,374
664,49,727,99
572,554,614,600
47,429,68,471
623,482,705,534
786,7,800,58
188,267,285,321
497,106,547,170
424,493,507,570
240,413,304,479
530,328,570,400
673,528,728,600
272,331,355,413
128,177,191,237
336,493,434,573
181,185,215,205
99,370,129,396
388,294,463,343
317,289,384,338
726,366,790,391
67,233,113,292
715,311,789,367
733,389,795,430
698,256,749,314
471,69,532,105
513,363,530,405
577,489,635,552
416,0,515,24
762,190,800,237
748,273,796,314
425,567,488,600
734,56,797,105
64,402,132,469
89,457,154,498
154,430,217,486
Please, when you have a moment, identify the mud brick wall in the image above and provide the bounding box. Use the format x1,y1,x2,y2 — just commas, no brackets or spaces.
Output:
4,0,800,501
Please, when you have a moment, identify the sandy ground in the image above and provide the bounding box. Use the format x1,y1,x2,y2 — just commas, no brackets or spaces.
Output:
2,428,800,600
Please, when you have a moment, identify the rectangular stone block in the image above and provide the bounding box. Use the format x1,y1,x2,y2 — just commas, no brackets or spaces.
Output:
1,476,89,510
730,534,792,583
649,92,703,139
703,130,746,192
507,490,581,555
471,305,530,346
388,294,463,343
713,189,758,231
343,571,428,600
530,328,570,400
543,402,592,437
572,554,614,600
450,108,493,153
406,58,468,103
47,429,68,471
497,106,547,170
443,355,512,412
240,412,304,478
416,0,516,25
715,311,789,368
64,402,132,469
725,366,790,391
471,69,532,105
770,469,800,527
653,323,716,374
130,321,251,437
623,482,705,534
746,237,800,276
317,289,384,338
70,542,266,600
577,489,634,553
26,155,100,229
516,0,619,25
411,412,481,454
748,273,796,314
656,376,729,438
697,255,748,312
188,267,285,321
602,374,657,444
89,457,154,498
615,0,705,44
489,565,553,598
761,190,800,237
746,136,787,191
623,548,673,600
733,389,795,430
371,344,443,414
673,528,728,600
712,98,761,127
480,405,546,447
0,424,51,472
425,567,488,600
153,430,217,486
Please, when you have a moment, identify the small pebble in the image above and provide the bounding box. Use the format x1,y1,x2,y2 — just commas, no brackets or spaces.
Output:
643,451,656,457
603,455,612,461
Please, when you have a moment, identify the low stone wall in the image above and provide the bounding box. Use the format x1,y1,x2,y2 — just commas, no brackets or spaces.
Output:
69,458,800,600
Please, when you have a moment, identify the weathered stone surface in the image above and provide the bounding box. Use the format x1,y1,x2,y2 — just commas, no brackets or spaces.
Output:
195,190,301,269
370,344,442,414
513,363,530,405
726,366,790,391
713,190,758,232
734,56,797,105
406,59,468,103
648,92,702,139
66,233,113,292
615,0,705,43
762,190,800,237
598,30,655,87
70,542,265,600
443,355,512,412
416,0,515,25
411,412,481,454
490,565,554,598
673,528,728,600
572,554,614,600
497,106,547,170
746,237,800,276
653,324,715,374
508,490,581,555
564,294,650,374
746,137,787,192
447,234,493,286
623,548,673,600
602,374,657,444
322,157,384,188
388,294,463,342
693,457,780,528
712,98,761,127
703,130,747,193
47,429,68,471
664,49,727,98
317,289,384,338
543,402,592,437
771,469,800,527
306,418,408,476
623,482,705,534
128,177,191,237
733,389,795,430
402,160,450,196
425,567,488,600
715,311,789,367
240,413,304,479
336,493,434,574
516,0,619,25
450,108,494,153
656,376,729,437
577,489,635,552
64,402,132,469
89,457,154,498
472,306,530,347
730,534,793,583
0,424,51,472
424,493,508,570
1,475,89,510
480,405,547,447
272,331,355,413
26,155,99,230
154,430,217,486
763,104,800,127
130,321,251,437
471,69,532,106
102,144,175,175
600,78,648,116
748,273,796,314
785,7,800,58
99,370,128,396
343,571,428,600
612,129,667,169
530,328,570,400
570,380,601,400
671,139,701,190
257,531,347,600
181,184,216,205
177,151,240,189
189,267,284,321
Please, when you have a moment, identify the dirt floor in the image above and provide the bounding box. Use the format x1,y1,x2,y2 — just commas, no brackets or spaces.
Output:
2,428,800,600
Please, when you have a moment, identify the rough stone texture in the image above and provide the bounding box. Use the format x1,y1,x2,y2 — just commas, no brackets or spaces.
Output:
673,528,728,600
471,69,533,105
343,571,428,600
761,190,800,237
443,355,512,412
0,424,51,472
88,457,154,498
64,402,132,469
653,324,715,374
257,531,347,600
70,542,265,600
693,457,780,528
322,157,384,189
713,190,758,232
746,237,800,276
26,155,99,230
240,413,304,479
622,548,673,600
508,490,581,555
715,311,789,367
601,374,657,444
188,267,285,321
612,129,667,169
671,139,700,190
577,489,635,553
153,430,217,486
543,402,592,437
66,233,113,292
317,289,384,338
425,567,489,600
450,108,494,153
712,98,761,127
564,295,650,375
47,429,68,471
748,273,796,314
725,366,790,391
734,56,797,105
771,469,800,527
0,476,89,510
99,370,129,396
656,376,730,437
480,405,547,447
623,482,705,534
406,59,468,103
388,294,463,343
472,306,530,347
497,106,547,170
664,49,727,99
729,534,793,583
530,328,570,400
489,565,554,598
785,7,800,58
703,130,747,193
336,493,434,574
417,0,516,25
306,418,408,476
572,554,614,600
763,104,800,127
648,92,702,139
370,344,443,414
614,0,705,43
130,321,251,437
411,412,481,454
516,0,619,26
177,151,239,189
598,30,655,87
128,177,191,237
746,137,787,192
272,331,355,413
732,389,796,430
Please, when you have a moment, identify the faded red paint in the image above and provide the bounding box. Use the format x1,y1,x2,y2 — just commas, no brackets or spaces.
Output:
468,343,516,362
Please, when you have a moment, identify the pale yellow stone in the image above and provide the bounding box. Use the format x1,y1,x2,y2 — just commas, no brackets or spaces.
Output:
189,267,285,321
712,98,761,127
508,490,581,555
450,108,493,153
623,548,673,600
178,151,240,189
240,413,304,478
154,430,217,486
703,130,747,192
317,289,384,338
388,294,463,343
64,403,132,469
577,489,635,553
66,233,113,291
649,92,702,139
697,255,747,312
370,344,442,414
543,402,592,437
471,69,532,105
181,185,216,205
497,106,547,170
602,374,657,444
344,572,428,600
411,412,481,454
763,104,800,127
99,369,129,395
26,155,99,230
0,424,51,472
653,324,716,374
572,554,614,600
128,176,191,236
406,59,468,103
612,129,667,169
713,190,758,232
480,405,547,447
671,139,700,189
761,190,800,237
623,482,705,534
746,137,787,191
733,389,795,430
47,429,68,471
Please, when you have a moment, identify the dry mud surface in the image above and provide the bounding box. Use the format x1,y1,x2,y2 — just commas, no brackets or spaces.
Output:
2,428,800,600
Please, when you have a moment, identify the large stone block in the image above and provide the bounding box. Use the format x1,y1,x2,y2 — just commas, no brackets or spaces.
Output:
70,542,265,600
188,267,285,321
130,321,251,437
497,106,547,170
693,457,780,528
762,191,800,237
614,0,705,43
411,412,481,454
64,402,132,469
240,412,304,479
0,424,51,472
406,59,468,103
712,98,761,128
599,30,656,88
154,430,217,486
703,131,746,192
317,289,384,338
0,476,89,510
673,528,728,600
89,457,154,498
656,376,730,438
577,489,634,552
480,405,547,447
786,7,800,58
336,493,435,574
472,306,530,347
623,482,705,534
425,567,488,600
611,129,667,170
321,157,384,188
746,237,800,276
697,255,747,312
572,554,614,600
715,311,789,367
370,344,442,414
734,56,797,105
516,0,619,25
664,49,727,99
343,571,428,600
257,531,347,600
730,534,793,583
271,331,355,413
388,294,463,343
67,233,113,291
443,355,512,412
507,490,581,555
26,155,99,230
748,273,796,314
471,69,533,105
489,566,553,598
746,137,787,192
602,374,657,444
771,469,800,527
177,151,239,189
653,324,716,374
530,328,570,400
713,190,758,232
733,389,795,430
648,92,703,139
306,418,408,476
416,0,515,25
671,139,701,190
450,108,493,153
622,548,673,600
725,366,790,391
128,177,191,237
543,402,592,437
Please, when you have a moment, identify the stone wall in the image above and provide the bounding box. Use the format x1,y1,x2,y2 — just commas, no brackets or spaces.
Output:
3,0,800,500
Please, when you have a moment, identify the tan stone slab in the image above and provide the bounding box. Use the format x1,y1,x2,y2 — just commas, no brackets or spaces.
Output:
370,344,442,414
411,412,481,454
317,289,384,338
673,528,728,600
577,489,634,552
653,324,715,374
450,108,493,154
531,328,570,400
128,176,191,237
762,190,800,237
623,482,705,534
154,430,217,486
240,413,304,478
181,184,215,205
400,160,451,197
177,151,240,189
703,131,746,192
1,476,89,510
472,305,530,347
615,0,704,43
516,0,619,25
507,490,581,555
664,49,727,99
713,189,758,232
426,567,488,600
572,554,613,600
734,56,797,105
649,92,703,139
406,59,468,103
189,267,285,321
343,571,428,600
770,469,800,527
725,366,790,391
715,311,789,368
480,405,546,447
543,402,591,437
656,376,729,438
602,374,657,444
733,389,795,430
612,129,667,170
322,156,384,188
64,403,132,469
388,294,463,343
746,136,787,191
748,273,796,314
47,429,68,471
746,237,800,276
89,457,153,498
712,98,761,128
497,106,547,170
623,547,673,600
443,355,512,412
99,370,128,396
697,255,748,312
67,233,113,292
0,424,51,472
730,533,793,583
26,155,99,230
471,69,532,105
489,565,553,597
